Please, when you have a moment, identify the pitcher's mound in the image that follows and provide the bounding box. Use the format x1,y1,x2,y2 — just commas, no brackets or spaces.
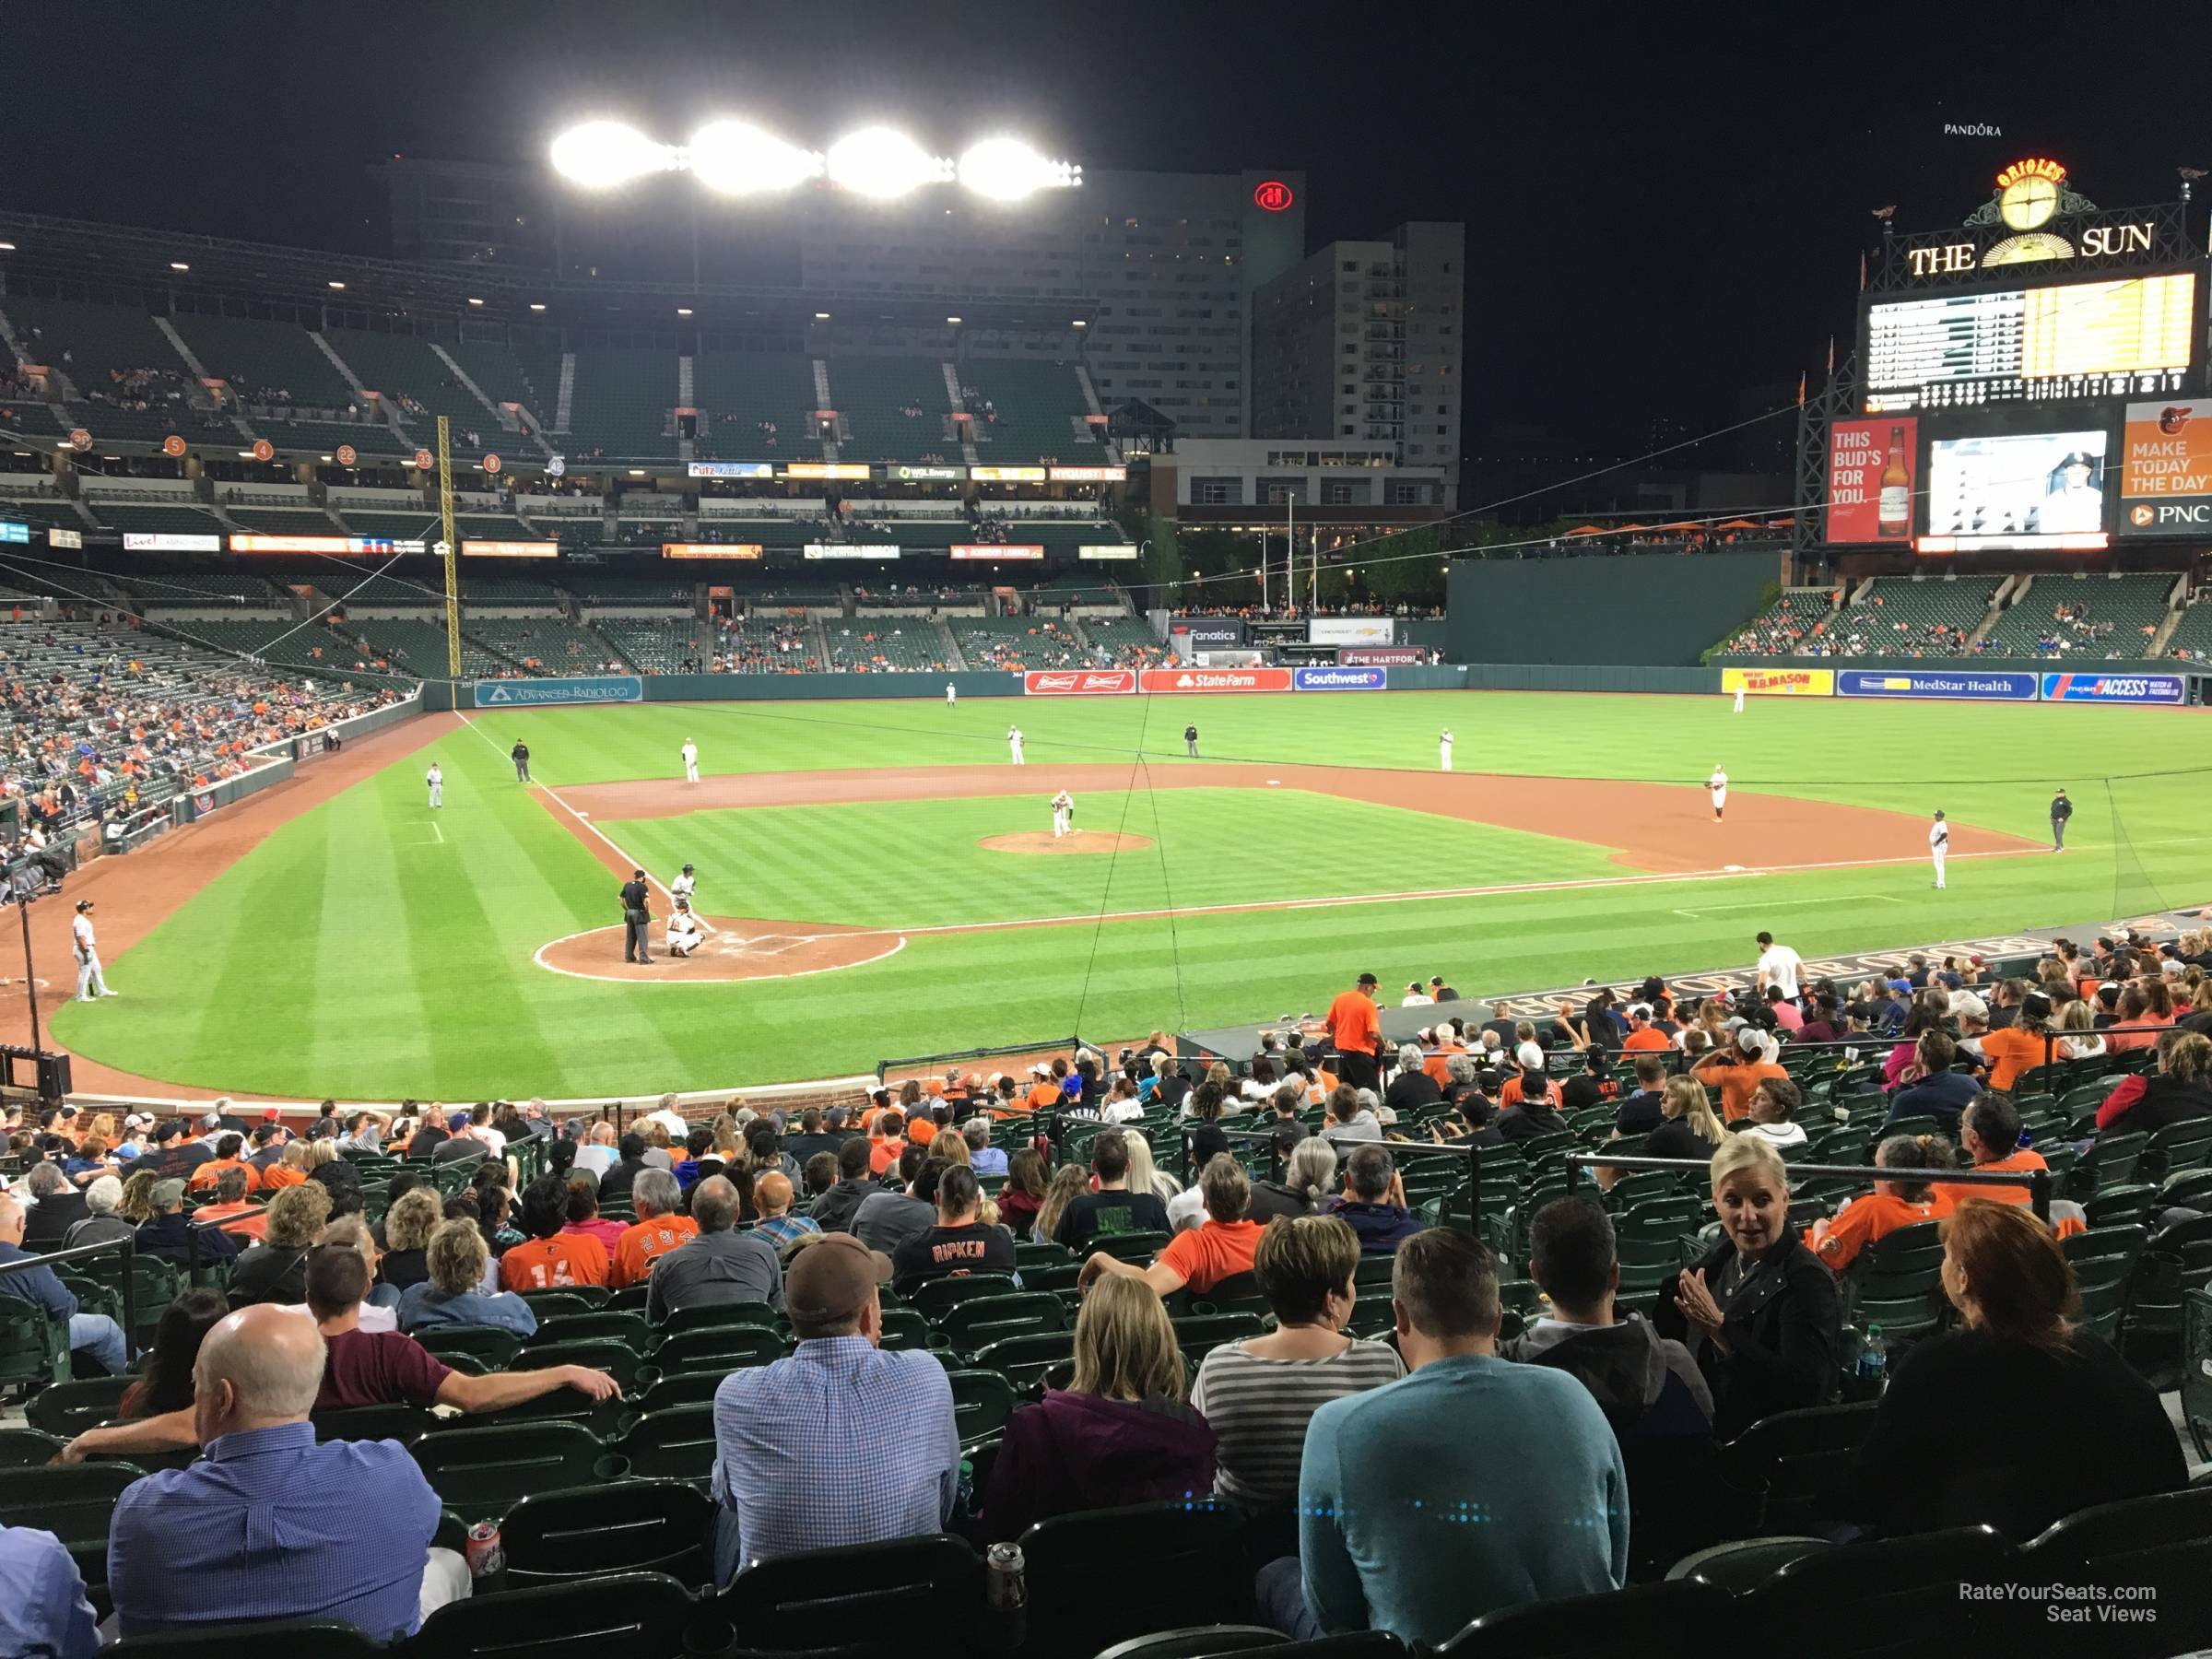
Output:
979,830,1154,855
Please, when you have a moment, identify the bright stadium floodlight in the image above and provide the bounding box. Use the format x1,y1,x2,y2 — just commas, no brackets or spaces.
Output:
958,137,1078,201
826,127,949,198
687,120,822,195
550,120,675,189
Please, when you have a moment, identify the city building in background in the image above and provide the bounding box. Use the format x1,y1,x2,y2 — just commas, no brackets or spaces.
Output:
1249,221,1465,469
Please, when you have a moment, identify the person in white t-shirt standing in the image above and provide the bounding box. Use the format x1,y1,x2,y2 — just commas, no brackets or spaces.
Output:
680,739,700,784
1007,725,1025,765
1707,764,1728,822
1439,728,1453,771
1733,684,1747,714
1929,810,1948,888
946,680,958,707
1754,930,1804,1006
425,762,443,809
71,900,115,1002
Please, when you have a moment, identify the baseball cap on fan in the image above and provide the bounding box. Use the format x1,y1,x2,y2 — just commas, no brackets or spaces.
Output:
784,1232,893,1337
1513,1041,1545,1070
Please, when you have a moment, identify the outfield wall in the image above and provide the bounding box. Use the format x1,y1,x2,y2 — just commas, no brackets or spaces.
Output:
1446,549,1785,666
416,662,2210,709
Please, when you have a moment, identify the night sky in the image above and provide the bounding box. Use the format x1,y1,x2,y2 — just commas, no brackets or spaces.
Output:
4,2,2201,452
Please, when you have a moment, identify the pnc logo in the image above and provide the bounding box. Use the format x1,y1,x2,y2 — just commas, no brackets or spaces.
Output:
2130,505,2156,526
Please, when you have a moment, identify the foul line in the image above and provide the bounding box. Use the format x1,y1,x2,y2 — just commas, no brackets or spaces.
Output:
456,710,717,935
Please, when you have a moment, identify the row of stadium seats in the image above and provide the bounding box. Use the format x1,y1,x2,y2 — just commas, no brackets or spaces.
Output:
4,295,1107,465
1717,572,2199,661
948,614,1085,669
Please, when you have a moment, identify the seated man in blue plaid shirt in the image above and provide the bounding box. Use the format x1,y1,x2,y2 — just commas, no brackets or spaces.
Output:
711,1231,959,1585
106,1303,469,1640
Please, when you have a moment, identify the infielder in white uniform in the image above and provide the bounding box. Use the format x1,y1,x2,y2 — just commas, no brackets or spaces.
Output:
946,681,958,707
1733,684,1747,714
670,863,697,910
680,739,700,784
426,762,443,809
1708,765,1728,822
1929,810,1948,888
1051,789,1074,839
71,900,115,1001
665,899,704,959
1439,728,1453,772
1007,725,1025,765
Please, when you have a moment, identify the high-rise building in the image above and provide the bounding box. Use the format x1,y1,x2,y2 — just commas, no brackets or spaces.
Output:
1248,221,1465,468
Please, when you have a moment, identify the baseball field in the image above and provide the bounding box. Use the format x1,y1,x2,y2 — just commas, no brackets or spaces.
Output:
45,688,2210,1100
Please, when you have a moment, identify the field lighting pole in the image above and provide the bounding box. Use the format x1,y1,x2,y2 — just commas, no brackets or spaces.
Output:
435,416,461,680
17,889,40,1060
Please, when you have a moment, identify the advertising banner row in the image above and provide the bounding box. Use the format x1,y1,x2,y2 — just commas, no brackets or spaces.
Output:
1022,666,1395,695
472,676,645,708
1721,666,2188,706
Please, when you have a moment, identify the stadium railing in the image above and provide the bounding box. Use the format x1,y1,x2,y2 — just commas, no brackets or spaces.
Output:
0,1232,142,1383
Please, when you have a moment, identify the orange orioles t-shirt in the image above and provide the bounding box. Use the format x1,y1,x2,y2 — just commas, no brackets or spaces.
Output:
610,1216,698,1287
500,1232,610,1291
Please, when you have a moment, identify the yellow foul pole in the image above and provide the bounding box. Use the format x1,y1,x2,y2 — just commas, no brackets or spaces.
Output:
437,414,461,680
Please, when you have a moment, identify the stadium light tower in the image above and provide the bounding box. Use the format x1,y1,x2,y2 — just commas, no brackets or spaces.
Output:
688,121,822,194
550,120,677,188
548,120,1077,202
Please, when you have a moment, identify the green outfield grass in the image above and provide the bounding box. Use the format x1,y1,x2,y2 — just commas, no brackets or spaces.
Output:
53,690,2212,1100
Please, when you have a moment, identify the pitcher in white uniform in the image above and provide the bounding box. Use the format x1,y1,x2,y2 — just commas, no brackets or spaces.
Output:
1051,789,1074,839
1007,725,1025,765
1707,765,1728,822
1439,728,1453,772
71,900,115,1001
426,762,443,809
680,739,700,784
1929,810,1948,888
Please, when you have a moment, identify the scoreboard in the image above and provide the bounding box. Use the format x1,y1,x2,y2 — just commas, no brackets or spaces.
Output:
1862,270,2196,413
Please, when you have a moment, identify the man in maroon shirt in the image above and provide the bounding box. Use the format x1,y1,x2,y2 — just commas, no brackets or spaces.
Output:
54,1246,622,1463
307,1247,618,1412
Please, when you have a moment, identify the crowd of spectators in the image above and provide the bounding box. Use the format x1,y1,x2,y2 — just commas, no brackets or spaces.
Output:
0,631,394,827
0,911,2202,1649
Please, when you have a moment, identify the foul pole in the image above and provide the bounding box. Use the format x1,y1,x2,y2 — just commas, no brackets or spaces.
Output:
436,415,462,680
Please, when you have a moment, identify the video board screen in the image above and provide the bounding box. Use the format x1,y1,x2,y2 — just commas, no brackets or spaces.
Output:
1920,429,2110,550
1864,271,2195,412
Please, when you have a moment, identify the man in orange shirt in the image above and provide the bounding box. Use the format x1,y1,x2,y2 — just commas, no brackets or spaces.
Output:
1690,1027,1790,1123
1620,1006,1673,1055
869,1111,909,1176
500,1173,610,1289
186,1134,263,1196
1078,1154,1262,1298
1976,993,2053,1092
1325,973,1384,1093
609,1170,698,1288
1804,1137,1953,1271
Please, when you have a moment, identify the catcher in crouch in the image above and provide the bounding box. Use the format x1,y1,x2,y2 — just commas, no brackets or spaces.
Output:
1051,789,1076,840
665,898,706,959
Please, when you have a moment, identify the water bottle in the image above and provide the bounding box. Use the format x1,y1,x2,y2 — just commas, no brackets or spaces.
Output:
1856,1322,1887,1391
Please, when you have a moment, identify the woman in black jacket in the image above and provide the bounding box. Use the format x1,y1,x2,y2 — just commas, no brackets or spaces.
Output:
1653,1135,1841,1438
1849,1201,2183,1538
225,1182,332,1308
2094,1030,2212,1138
